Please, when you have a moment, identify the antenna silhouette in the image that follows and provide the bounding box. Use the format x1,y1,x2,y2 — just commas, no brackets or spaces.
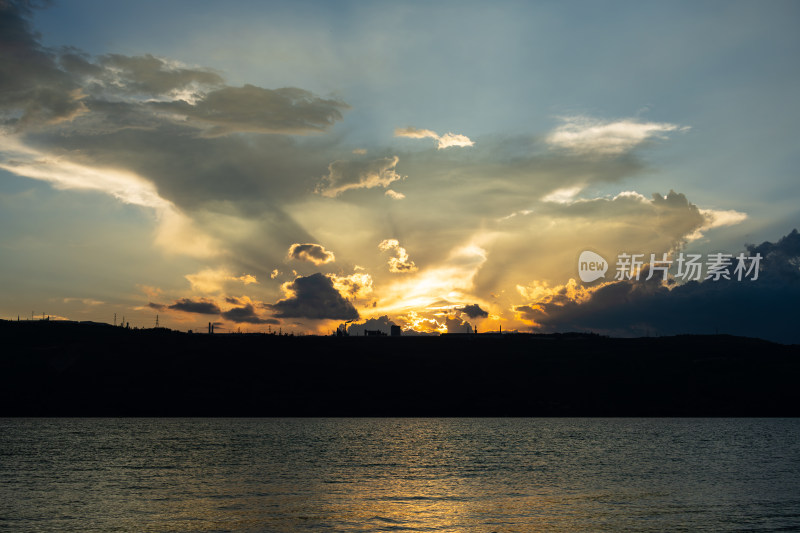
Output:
155,314,159,328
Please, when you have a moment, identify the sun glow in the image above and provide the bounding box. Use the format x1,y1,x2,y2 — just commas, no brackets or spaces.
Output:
372,243,487,315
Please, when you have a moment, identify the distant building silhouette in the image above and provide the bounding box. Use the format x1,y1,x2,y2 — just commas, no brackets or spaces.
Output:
364,329,386,336
391,325,401,337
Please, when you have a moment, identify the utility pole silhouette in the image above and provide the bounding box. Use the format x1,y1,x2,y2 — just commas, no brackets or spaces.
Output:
155,314,159,328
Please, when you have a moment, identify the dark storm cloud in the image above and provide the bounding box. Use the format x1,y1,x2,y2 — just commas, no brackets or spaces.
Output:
148,302,166,311
461,304,489,318
516,229,800,344
44,126,336,212
1,3,346,136
1,0,348,210
168,298,221,315
96,53,223,96
269,273,359,320
45,129,322,277
345,315,396,336
747,228,800,281
0,1,86,127
445,316,474,334
152,85,348,136
35,125,339,280
58,49,103,78
221,304,278,324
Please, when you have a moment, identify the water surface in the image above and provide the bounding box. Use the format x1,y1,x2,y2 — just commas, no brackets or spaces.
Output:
1,418,799,532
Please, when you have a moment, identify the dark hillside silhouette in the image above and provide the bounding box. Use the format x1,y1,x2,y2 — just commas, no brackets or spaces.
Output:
1,320,798,416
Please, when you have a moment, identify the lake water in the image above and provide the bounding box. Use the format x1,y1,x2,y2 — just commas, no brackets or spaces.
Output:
1,418,799,532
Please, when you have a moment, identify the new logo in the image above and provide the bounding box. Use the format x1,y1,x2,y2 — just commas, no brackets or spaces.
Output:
578,250,608,283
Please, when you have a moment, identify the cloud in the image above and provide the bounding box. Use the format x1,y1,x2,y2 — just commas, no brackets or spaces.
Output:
0,1,772,339
345,315,396,336
167,298,221,315
437,132,475,149
1,2,347,137
689,208,749,241
541,185,583,204
385,189,405,200
516,278,591,304
534,189,709,251
288,243,335,265
375,242,487,314
268,273,359,320
0,137,170,208
62,297,104,306
0,137,221,259
328,271,373,299
444,315,474,333
546,116,688,155
185,268,258,293
747,228,800,281
221,303,278,324
461,303,489,318
369,134,654,266
0,138,220,258
151,85,349,136
0,3,357,281
394,126,474,149
316,156,404,197
513,229,800,344
0,2,88,129
392,310,446,335
93,53,224,97
378,239,418,273
394,127,439,140
470,188,726,310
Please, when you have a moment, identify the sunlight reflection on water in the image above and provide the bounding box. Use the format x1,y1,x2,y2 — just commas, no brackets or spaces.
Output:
1,418,799,532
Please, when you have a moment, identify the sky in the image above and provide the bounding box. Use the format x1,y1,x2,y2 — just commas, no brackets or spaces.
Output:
1,0,799,341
